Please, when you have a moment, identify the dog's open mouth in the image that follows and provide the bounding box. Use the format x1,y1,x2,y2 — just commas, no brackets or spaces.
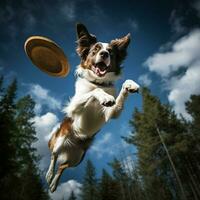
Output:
91,62,108,77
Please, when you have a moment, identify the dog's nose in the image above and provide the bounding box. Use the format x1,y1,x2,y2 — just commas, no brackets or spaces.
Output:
100,51,109,59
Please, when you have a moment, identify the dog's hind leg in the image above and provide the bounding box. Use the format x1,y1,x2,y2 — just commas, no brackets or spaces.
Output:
46,118,71,186
46,153,57,185
49,163,69,193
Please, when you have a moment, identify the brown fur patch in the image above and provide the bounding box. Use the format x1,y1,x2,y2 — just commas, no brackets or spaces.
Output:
77,24,131,76
76,23,97,60
48,116,95,153
110,33,131,67
48,118,73,150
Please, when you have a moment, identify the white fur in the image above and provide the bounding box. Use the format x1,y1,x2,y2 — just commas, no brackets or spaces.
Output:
46,35,140,193
46,154,57,185
63,67,140,138
53,136,65,153
48,70,140,192
49,173,60,192
95,42,110,66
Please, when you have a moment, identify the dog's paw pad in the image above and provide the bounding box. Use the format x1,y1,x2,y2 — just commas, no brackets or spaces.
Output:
123,80,140,93
102,100,115,107
100,94,115,107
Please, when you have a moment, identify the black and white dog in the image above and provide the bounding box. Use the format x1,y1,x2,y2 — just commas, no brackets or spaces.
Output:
46,23,140,192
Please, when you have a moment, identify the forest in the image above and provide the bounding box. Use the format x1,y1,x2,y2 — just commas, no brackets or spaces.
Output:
80,89,200,200
0,77,200,200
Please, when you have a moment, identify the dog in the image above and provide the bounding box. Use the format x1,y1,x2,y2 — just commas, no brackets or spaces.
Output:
46,23,140,192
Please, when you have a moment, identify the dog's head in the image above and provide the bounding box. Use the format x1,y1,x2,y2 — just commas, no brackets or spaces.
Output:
76,23,130,83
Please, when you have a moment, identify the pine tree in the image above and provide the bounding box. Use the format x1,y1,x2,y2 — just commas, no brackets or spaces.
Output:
185,94,200,136
124,88,200,200
99,168,119,200
125,88,187,200
109,158,130,200
14,95,49,200
0,78,49,200
0,79,18,179
68,191,77,200
184,95,200,199
15,95,38,165
0,75,4,95
81,160,98,200
130,166,146,200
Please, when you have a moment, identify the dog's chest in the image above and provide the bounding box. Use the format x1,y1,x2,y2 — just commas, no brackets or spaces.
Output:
72,78,115,136
72,95,107,137
81,100,105,132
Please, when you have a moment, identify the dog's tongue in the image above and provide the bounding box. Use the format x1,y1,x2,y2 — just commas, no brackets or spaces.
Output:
95,62,108,76
95,67,106,76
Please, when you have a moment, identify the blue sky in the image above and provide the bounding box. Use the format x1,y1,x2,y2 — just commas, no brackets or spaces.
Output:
1,0,200,198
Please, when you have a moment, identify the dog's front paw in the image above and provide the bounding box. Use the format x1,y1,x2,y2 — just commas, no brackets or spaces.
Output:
99,93,116,107
123,80,140,93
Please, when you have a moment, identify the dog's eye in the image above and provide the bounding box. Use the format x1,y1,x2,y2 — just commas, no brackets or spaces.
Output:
107,49,113,56
91,49,97,55
91,46,99,55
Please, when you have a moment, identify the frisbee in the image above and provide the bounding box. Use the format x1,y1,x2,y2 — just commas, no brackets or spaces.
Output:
24,36,70,77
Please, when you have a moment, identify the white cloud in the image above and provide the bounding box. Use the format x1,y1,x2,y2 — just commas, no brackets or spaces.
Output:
169,10,186,34
144,29,200,77
129,19,139,31
28,84,64,170
60,1,76,21
168,62,200,119
0,4,14,23
90,132,115,158
90,129,132,159
121,155,135,174
49,179,82,200
86,1,107,24
192,0,200,18
29,84,62,114
0,2,38,41
144,29,200,119
24,12,36,32
32,112,59,169
138,74,152,86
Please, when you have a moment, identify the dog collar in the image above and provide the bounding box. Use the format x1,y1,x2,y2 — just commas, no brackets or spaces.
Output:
89,80,114,87
77,74,114,87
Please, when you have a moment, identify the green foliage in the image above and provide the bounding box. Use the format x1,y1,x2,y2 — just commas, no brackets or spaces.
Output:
125,87,200,200
0,79,18,178
186,94,200,136
81,160,99,200
0,78,49,200
68,191,77,200
99,168,119,200
76,87,200,200
80,88,200,200
109,158,132,200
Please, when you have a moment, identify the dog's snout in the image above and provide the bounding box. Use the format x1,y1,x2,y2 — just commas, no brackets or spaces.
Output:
100,51,109,59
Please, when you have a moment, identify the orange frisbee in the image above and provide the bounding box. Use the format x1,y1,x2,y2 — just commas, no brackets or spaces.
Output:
24,36,70,77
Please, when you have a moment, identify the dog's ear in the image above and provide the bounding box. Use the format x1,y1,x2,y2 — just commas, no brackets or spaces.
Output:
110,33,131,64
76,23,97,60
